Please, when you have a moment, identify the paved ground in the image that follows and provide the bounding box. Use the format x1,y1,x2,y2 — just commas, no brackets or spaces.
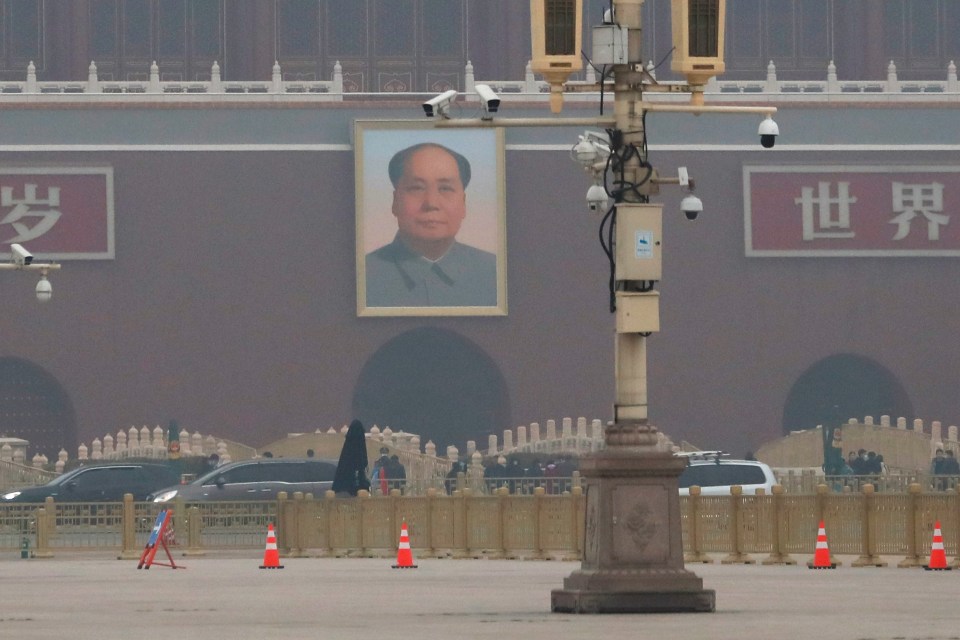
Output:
0,552,956,640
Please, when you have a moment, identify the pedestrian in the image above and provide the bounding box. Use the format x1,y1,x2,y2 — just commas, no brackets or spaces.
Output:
876,454,888,475
930,448,946,490
865,451,881,474
847,451,860,473
445,459,467,494
332,420,371,497
544,461,559,494
505,457,522,494
387,454,407,493
941,450,960,490
484,456,506,492
370,447,391,494
556,456,578,493
524,461,544,493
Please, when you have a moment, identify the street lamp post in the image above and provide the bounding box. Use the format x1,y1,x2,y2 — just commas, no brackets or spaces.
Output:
547,0,718,613
433,0,780,613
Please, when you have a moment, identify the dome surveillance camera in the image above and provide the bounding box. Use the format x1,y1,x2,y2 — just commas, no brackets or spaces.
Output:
681,194,703,221
758,116,779,149
586,184,610,212
571,131,611,169
35,276,52,302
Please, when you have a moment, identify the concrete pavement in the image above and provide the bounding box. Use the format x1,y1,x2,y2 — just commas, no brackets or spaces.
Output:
0,553,955,640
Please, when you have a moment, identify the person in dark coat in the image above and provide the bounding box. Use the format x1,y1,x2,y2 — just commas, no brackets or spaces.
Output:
445,459,467,494
505,457,522,494
484,456,508,493
332,420,371,496
387,454,407,493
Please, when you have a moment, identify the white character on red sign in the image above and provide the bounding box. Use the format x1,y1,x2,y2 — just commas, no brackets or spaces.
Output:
794,181,857,241
0,183,62,243
889,181,947,241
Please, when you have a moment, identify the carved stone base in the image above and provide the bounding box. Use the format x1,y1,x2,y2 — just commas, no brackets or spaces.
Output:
552,422,714,614
552,568,716,613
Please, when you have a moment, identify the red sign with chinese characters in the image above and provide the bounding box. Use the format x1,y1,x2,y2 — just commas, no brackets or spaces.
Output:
744,165,960,256
0,167,114,260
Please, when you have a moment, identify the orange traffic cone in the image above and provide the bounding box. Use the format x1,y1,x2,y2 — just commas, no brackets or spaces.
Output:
808,520,837,569
259,523,284,569
925,521,951,571
392,521,418,569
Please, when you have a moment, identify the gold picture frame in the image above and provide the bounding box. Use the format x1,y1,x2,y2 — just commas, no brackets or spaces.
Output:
355,120,507,317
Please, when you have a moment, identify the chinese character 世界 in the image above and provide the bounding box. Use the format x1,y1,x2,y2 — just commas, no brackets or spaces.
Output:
794,181,857,241
0,183,62,243
889,181,948,241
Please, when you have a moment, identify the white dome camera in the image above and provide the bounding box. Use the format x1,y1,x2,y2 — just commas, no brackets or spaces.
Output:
681,194,704,221
586,184,610,212
758,116,779,149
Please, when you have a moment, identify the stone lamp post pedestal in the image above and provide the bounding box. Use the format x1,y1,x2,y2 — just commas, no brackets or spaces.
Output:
551,423,715,613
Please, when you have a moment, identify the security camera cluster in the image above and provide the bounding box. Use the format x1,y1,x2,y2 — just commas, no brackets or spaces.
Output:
3,243,58,302
571,131,614,212
422,84,500,120
567,111,778,216
419,63,781,219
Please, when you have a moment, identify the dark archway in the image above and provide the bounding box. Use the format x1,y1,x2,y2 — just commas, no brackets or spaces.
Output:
0,357,78,458
352,327,510,453
782,353,913,434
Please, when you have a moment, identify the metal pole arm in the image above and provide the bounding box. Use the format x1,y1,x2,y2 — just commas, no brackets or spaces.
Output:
432,104,775,129
0,263,61,272
434,117,616,128
640,103,777,116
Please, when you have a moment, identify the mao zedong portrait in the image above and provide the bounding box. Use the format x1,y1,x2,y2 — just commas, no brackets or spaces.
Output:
365,142,497,307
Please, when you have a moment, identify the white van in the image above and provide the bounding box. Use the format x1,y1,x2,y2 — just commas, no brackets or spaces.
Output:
678,457,778,496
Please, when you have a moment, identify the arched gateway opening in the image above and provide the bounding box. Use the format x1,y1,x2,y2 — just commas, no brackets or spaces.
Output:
0,357,78,458
352,327,510,454
782,353,913,434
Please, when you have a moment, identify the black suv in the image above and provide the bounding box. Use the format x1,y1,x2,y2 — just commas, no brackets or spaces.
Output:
148,458,337,503
1,462,181,503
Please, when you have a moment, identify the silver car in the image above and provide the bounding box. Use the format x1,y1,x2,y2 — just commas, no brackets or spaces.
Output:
148,458,337,502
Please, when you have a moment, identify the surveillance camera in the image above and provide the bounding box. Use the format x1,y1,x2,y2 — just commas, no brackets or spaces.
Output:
474,84,500,116
681,194,703,221
35,276,52,302
758,116,779,149
10,243,33,266
571,131,611,169
422,90,458,118
586,184,610,212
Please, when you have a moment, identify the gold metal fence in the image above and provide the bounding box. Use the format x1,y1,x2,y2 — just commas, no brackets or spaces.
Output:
3,484,959,567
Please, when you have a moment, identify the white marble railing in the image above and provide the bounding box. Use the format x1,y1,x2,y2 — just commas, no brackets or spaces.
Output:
1,59,958,103
61,425,256,473
847,415,960,454
0,60,343,99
